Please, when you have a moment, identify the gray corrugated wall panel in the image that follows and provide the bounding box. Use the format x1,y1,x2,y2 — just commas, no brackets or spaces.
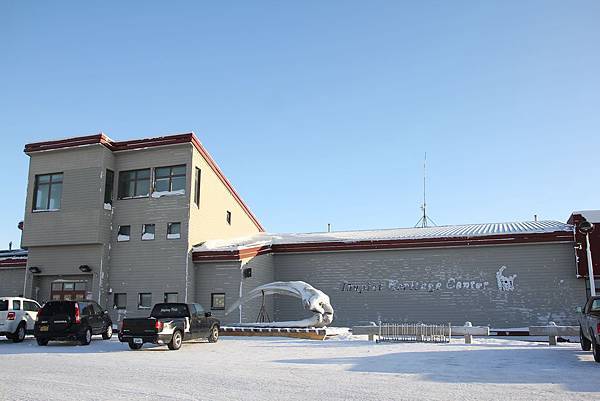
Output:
194,253,275,325
0,268,25,297
273,243,585,328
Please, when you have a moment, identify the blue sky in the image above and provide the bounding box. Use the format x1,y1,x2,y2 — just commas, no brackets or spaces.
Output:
1,1,599,248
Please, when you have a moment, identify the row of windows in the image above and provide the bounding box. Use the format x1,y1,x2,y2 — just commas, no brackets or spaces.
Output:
113,292,225,310
33,164,200,212
117,222,181,242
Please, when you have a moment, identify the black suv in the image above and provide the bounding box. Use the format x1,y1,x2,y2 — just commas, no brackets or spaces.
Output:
34,300,113,346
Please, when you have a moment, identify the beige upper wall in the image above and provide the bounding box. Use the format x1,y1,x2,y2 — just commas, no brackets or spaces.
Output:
188,146,262,247
22,145,114,247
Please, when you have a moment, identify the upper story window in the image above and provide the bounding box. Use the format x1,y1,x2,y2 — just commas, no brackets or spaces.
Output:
33,173,63,211
154,165,186,194
226,211,232,225
141,224,155,241
167,222,181,239
117,225,131,242
194,167,201,207
118,169,150,199
104,169,114,206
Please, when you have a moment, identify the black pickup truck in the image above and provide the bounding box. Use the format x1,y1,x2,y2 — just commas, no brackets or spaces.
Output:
118,303,220,350
578,295,600,362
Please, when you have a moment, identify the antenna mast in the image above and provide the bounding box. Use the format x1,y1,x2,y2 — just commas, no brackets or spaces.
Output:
415,152,436,228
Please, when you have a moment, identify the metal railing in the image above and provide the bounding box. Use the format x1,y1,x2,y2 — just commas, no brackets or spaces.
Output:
376,322,451,343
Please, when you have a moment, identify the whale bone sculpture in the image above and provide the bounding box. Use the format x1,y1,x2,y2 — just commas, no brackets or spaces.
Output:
226,281,334,328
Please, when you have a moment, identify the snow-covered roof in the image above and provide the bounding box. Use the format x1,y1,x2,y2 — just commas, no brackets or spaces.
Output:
570,210,600,223
194,220,573,252
0,249,28,260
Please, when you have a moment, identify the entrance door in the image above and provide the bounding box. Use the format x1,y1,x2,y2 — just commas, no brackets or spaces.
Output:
50,281,87,301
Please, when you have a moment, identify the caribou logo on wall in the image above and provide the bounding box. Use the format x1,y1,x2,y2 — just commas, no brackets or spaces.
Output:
496,266,517,291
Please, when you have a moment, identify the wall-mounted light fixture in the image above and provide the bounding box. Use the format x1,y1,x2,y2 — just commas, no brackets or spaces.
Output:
28,266,41,274
78,265,92,273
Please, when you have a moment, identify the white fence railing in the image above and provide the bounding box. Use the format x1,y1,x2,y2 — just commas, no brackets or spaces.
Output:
376,322,451,343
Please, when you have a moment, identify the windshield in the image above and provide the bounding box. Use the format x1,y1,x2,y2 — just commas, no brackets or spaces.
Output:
0,300,7,311
39,302,74,316
150,303,189,318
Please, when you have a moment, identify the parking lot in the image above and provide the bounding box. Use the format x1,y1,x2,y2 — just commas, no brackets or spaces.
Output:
0,335,599,401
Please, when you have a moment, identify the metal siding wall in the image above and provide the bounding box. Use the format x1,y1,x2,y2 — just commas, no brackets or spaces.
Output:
0,268,25,296
194,253,275,325
273,243,585,328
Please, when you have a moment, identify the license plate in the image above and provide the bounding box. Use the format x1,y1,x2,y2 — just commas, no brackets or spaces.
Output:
133,338,143,344
40,326,49,332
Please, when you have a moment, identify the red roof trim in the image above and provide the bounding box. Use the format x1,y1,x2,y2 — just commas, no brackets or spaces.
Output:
192,232,574,262
24,132,264,232
0,258,27,267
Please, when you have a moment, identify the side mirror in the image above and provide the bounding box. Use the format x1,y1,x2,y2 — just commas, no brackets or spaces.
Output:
204,312,212,318
575,306,583,313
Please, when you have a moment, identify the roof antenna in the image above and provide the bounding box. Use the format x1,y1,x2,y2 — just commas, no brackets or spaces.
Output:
415,152,437,228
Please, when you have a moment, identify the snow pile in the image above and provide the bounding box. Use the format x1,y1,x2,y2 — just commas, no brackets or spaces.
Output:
117,234,129,242
151,189,185,198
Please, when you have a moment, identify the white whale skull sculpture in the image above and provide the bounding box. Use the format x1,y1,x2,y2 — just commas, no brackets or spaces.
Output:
226,281,334,328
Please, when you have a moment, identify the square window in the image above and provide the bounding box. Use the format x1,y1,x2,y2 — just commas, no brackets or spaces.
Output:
167,222,181,239
226,211,232,225
152,165,186,195
114,293,127,310
63,282,75,290
211,293,225,310
117,225,131,242
138,293,152,309
74,282,86,291
117,169,151,199
142,224,155,241
164,292,178,303
51,282,62,291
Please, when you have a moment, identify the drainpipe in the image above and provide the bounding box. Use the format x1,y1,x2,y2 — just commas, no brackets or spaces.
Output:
585,232,596,296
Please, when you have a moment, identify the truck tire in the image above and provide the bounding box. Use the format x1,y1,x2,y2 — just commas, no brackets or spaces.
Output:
581,327,592,351
36,338,49,346
128,341,143,350
80,328,92,346
593,336,600,363
102,325,113,340
12,323,26,343
208,325,219,343
168,330,183,350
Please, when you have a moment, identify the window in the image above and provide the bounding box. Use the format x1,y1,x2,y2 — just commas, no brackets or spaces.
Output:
104,169,115,205
226,211,232,225
63,282,74,291
117,225,131,242
118,169,151,199
114,293,127,310
51,282,62,291
154,165,186,193
138,293,152,309
167,222,181,239
141,224,155,241
194,167,201,207
12,300,21,310
74,282,86,291
211,293,225,310
164,292,178,303
33,173,63,211
24,301,39,312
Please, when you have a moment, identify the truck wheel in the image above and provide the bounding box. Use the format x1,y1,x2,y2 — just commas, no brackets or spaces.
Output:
102,325,113,340
168,330,183,350
581,327,592,351
12,323,26,343
208,325,219,343
80,328,92,346
128,341,143,350
36,338,49,346
593,336,600,363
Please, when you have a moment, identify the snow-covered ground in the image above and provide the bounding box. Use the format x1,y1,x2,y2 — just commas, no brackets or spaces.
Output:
0,335,599,401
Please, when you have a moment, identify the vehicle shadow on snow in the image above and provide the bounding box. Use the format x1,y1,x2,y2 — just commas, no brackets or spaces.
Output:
0,337,132,354
275,346,600,393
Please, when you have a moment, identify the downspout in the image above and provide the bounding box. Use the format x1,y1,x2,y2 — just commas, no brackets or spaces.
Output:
98,246,104,303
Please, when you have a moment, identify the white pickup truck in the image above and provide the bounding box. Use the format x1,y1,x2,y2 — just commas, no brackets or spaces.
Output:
0,297,41,342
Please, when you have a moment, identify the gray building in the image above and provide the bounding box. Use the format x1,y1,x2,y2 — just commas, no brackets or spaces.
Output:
0,132,594,328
